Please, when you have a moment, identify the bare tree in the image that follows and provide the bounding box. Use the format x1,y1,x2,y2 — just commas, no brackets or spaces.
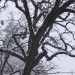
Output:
0,0,75,75
0,11,56,75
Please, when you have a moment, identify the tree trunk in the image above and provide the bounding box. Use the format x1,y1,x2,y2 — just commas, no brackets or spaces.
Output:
22,39,39,75
22,51,37,75
22,6,62,75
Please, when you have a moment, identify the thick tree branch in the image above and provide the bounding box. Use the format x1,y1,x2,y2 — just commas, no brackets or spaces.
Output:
22,0,34,35
23,1,75,75
32,53,44,69
1,55,9,75
55,0,60,8
14,0,25,13
35,0,75,44
64,9,75,13
31,0,38,20
0,49,26,62
33,11,47,31
47,51,75,61
13,34,26,59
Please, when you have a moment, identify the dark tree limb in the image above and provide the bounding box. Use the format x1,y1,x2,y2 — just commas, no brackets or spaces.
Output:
47,51,75,61
1,55,9,75
13,34,27,59
0,49,26,62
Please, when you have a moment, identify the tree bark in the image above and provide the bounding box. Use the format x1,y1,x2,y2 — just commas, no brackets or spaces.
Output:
22,38,40,75
22,1,71,75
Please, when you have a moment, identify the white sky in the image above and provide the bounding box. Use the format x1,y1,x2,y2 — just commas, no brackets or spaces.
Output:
0,1,75,75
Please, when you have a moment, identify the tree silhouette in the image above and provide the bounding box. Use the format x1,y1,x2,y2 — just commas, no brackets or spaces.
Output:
0,0,75,75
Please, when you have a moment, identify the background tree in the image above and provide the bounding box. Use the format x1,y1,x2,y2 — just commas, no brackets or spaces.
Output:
0,0,75,75
0,10,56,75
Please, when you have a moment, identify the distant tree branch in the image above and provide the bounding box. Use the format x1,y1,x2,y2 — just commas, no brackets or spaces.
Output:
0,49,26,62
47,51,75,61
64,9,75,13
14,0,25,13
13,34,27,59
1,55,9,75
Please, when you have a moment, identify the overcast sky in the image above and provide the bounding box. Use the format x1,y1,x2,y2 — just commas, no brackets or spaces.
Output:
0,1,75,75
